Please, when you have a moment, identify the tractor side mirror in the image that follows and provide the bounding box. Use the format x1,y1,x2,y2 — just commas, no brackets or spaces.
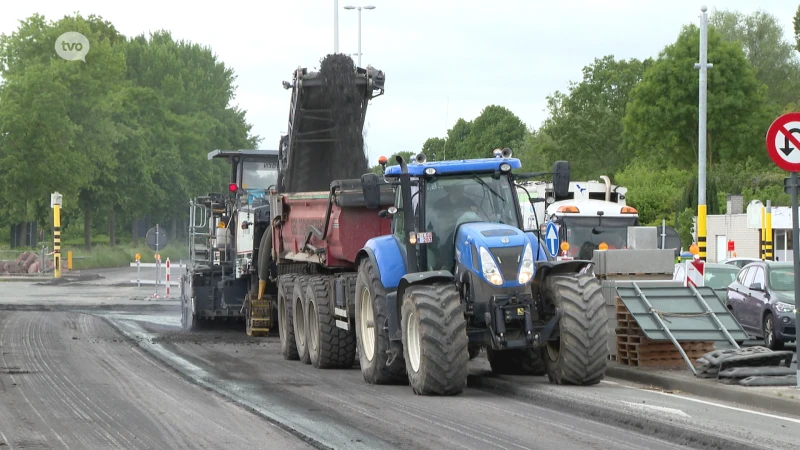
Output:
361,173,381,209
552,160,570,198
379,206,398,219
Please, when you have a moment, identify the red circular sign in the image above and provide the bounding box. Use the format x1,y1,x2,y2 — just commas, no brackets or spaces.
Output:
765,112,800,172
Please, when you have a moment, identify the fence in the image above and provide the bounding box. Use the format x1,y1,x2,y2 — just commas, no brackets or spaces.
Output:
131,257,186,299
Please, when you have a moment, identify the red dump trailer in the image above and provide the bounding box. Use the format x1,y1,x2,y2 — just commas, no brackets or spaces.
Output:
268,175,394,367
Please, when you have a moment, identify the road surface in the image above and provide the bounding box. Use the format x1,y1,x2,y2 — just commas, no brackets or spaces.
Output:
0,311,312,449
0,267,798,450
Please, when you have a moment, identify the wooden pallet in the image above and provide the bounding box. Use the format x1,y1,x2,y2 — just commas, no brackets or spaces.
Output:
614,297,715,368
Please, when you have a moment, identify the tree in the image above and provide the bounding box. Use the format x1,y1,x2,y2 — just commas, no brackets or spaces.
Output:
622,24,771,171
613,160,691,226
0,14,129,250
421,105,527,161
539,55,652,179
711,9,800,109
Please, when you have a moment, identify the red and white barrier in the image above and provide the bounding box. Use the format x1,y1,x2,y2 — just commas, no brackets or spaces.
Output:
165,258,171,298
684,258,705,287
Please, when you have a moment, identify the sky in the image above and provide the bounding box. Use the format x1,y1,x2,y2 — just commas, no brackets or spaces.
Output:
3,1,800,166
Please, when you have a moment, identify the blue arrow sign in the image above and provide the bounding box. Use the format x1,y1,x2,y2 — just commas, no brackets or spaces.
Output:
545,222,559,257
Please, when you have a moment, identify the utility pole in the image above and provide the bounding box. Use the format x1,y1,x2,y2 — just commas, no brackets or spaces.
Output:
334,0,339,53
694,5,713,262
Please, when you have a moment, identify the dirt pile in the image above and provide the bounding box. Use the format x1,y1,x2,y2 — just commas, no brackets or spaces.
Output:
0,251,53,275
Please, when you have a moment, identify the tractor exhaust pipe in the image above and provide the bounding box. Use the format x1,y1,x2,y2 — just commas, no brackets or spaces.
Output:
600,175,611,202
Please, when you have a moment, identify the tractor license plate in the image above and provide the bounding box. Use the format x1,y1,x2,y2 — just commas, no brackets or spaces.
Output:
418,232,433,244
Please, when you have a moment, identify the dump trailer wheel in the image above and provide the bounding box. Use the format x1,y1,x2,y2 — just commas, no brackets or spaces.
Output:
293,277,311,364
400,282,469,396
354,258,406,384
541,273,608,386
278,275,299,360
305,276,356,369
486,348,546,375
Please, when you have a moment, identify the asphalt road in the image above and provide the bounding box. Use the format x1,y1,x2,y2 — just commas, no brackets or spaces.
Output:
0,310,312,449
105,310,799,450
1,268,798,450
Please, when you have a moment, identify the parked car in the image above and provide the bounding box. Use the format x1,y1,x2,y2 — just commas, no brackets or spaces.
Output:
726,261,797,350
719,257,760,268
673,262,739,298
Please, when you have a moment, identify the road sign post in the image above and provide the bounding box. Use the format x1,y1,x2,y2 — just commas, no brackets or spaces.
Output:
766,112,800,389
145,225,168,299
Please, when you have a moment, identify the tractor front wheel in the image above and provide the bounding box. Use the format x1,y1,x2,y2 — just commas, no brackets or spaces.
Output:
541,273,608,386
401,282,469,395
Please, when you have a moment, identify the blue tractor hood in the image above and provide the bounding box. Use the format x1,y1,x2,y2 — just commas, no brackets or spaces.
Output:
454,222,531,288
457,222,529,249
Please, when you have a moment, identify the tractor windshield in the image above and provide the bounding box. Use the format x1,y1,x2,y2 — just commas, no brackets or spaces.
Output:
422,173,518,271
241,160,279,191
424,173,518,229
560,216,638,260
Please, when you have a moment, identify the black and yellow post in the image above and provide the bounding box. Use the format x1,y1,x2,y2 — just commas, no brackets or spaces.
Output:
51,192,63,278
697,204,707,261
760,205,766,260
765,200,773,261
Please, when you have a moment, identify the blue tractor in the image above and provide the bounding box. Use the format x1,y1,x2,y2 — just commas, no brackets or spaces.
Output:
351,149,608,395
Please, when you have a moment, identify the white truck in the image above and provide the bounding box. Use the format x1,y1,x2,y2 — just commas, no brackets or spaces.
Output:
516,175,640,259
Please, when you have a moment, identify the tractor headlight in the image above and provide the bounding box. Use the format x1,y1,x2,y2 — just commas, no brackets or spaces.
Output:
518,243,534,284
479,247,503,286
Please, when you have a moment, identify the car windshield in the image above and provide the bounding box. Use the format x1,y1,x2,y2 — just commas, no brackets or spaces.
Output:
241,159,278,190
560,216,638,260
705,267,738,290
769,267,795,291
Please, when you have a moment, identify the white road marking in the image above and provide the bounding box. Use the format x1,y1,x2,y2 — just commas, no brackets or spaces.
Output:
602,380,800,424
619,401,691,419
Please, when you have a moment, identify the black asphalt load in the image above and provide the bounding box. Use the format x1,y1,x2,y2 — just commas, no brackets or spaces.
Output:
605,363,800,417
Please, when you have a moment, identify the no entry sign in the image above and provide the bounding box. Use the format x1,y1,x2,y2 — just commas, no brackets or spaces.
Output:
766,112,800,172
766,112,800,388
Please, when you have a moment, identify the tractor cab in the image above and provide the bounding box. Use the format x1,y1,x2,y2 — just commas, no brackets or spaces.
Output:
377,149,570,284
208,149,279,208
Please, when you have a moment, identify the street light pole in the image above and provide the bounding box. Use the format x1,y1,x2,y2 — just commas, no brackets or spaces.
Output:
343,5,376,67
694,5,713,262
334,0,339,53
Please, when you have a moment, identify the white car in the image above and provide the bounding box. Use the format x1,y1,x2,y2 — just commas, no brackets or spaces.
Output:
719,257,760,269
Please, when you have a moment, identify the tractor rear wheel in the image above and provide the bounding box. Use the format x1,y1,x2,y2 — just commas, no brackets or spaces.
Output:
354,258,406,384
541,273,608,386
401,282,469,395
293,277,311,364
306,276,357,369
278,275,299,360
486,348,546,375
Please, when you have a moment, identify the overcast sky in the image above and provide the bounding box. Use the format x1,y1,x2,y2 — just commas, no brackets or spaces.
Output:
3,1,799,166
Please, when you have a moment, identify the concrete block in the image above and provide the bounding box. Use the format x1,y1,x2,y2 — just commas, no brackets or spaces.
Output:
592,249,675,275
627,226,658,249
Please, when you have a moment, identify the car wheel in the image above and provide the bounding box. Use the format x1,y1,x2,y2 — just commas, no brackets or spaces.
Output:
763,313,785,351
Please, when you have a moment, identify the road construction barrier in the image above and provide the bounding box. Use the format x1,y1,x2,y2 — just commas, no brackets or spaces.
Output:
130,256,186,299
